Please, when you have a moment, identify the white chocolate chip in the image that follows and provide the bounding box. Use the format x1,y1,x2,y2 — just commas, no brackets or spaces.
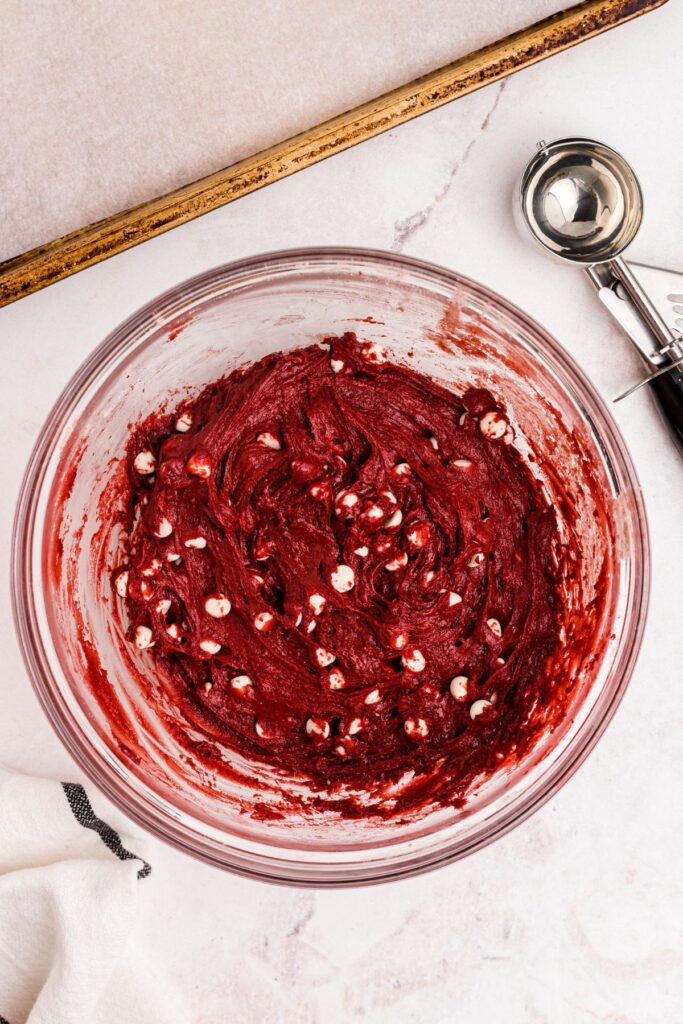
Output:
166,623,182,640
133,625,154,649
479,411,507,440
448,591,462,607
389,630,409,650
308,483,329,500
257,432,282,450
470,699,493,719
384,552,408,572
331,564,355,593
328,668,346,690
392,462,411,478
458,412,468,426
331,359,344,373
205,595,231,618
496,656,506,666
354,546,369,557
186,453,211,478
254,611,274,632
487,618,502,637
255,721,268,739
307,620,317,634
139,580,153,600
449,675,469,701
231,674,252,692
306,717,330,738
336,490,359,510
204,682,213,694
141,558,162,578
402,648,426,673
408,524,430,548
503,424,515,445
175,411,193,432
385,509,403,528
365,689,380,705
382,490,397,504
365,504,384,521
295,612,303,627
166,551,182,563
184,536,207,549
428,435,439,451
309,593,327,615
199,639,221,654
114,571,129,597
155,598,171,615
468,552,485,568
454,459,472,469
424,570,435,584
134,450,156,475
334,744,346,756
361,342,388,364
404,717,429,738
315,646,336,667
154,517,173,538
349,718,363,734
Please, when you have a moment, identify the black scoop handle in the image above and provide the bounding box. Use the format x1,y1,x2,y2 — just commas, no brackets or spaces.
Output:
651,361,683,455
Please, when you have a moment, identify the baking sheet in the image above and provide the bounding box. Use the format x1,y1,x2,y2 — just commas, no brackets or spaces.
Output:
0,0,565,262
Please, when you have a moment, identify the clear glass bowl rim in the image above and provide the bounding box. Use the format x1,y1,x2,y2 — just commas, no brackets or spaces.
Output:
11,247,650,887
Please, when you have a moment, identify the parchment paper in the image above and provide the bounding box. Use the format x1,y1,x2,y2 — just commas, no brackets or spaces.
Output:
0,0,562,262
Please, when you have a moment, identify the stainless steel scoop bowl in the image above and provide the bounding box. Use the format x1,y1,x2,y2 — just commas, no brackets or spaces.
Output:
519,138,643,264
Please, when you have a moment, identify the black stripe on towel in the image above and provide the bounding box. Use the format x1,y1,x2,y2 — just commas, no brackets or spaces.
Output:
62,783,151,879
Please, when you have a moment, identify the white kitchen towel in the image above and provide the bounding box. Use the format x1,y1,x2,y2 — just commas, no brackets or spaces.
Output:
0,765,189,1024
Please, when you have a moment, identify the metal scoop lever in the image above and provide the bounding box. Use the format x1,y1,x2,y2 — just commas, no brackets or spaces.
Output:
627,261,683,336
587,262,683,399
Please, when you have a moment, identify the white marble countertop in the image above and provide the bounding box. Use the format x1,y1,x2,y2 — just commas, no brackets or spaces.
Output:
1,4,682,1021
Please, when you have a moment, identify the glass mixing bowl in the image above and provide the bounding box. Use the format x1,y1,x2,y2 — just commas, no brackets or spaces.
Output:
12,248,649,885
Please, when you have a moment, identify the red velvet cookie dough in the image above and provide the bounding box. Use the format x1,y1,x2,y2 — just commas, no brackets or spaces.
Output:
114,333,564,806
